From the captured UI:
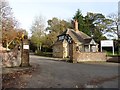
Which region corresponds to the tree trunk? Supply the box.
[6,42,9,50]
[36,44,40,52]
[39,44,42,51]
[117,24,119,39]
[6,40,14,50]
[37,46,39,51]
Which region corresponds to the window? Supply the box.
[59,35,64,40]
[76,46,79,51]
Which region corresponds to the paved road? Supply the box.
[16,55,119,88]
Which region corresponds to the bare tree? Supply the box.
[30,15,46,52]
[107,13,118,39]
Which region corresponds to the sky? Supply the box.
[8,0,119,36]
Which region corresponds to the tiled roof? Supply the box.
[58,28,92,44]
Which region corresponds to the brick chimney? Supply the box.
[74,19,79,32]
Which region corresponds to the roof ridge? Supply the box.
[76,30,91,39]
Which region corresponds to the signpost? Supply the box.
[101,40,114,55]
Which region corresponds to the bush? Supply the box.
[106,51,120,57]
[35,51,52,57]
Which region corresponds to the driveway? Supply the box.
[21,55,119,88]
[2,55,120,88]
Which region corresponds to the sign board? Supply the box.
[101,40,114,55]
[101,40,113,47]
[23,45,29,49]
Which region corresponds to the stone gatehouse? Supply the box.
[53,20,98,58]
[53,20,106,62]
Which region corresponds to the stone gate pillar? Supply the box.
[20,35,30,67]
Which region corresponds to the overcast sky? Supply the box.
[9,0,119,35]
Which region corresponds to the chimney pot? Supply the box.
[74,19,78,31]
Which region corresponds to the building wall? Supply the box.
[63,40,69,58]
[53,40,70,58]
[52,42,63,58]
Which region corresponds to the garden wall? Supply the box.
[73,52,107,63]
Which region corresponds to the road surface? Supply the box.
[21,55,119,88]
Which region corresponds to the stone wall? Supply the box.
[73,52,106,62]
[53,42,63,58]
[68,43,107,63]
[2,51,21,67]
[53,41,107,62]
[0,44,21,67]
